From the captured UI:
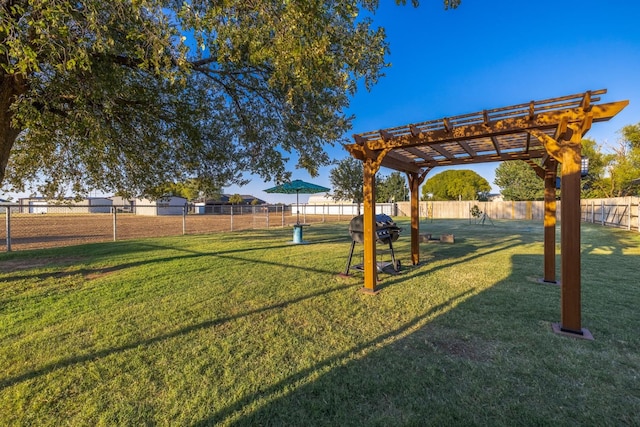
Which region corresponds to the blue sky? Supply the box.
[231,0,640,204]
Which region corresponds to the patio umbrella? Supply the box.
[264,179,330,224]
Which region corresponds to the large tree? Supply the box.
[421,169,490,201]
[494,160,545,201]
[0,0,459,199]
[376,171,407,203]
[580,138,613,198]
[149,178,221,202]
[605,123,640,197]
[329,156,363,212]
[494,139,612,200]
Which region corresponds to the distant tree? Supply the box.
[251,198,260,206]
[422,169,490,201]
[580,138,613,198]
[605,123,640,196]
[329,157,363,214]
[228,194,244,205]
[494,161,545,201]
[147,178,221,202]
[376,172,408,203]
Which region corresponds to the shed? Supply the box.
[134,196,187,216]
[71,197,112,213]
[18,197,113,214]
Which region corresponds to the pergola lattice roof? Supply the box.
[346,89,626,174]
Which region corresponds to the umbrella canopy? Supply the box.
[264,179,330,224]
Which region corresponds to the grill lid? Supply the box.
[348,214,401,243]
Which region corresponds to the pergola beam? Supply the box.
[347,102,628,153]
[405,146,434,161]
[430,144,455,160]
[413,149,548,168]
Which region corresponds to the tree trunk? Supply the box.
[0,73,27,185]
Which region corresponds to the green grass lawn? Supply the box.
[0,219,638,426]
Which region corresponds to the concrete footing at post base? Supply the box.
[359,287,381,295]
[552,323,594,340]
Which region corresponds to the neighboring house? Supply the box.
[307,194,352,204]
[0,198,19,213]
[18,197,47,213]
[133,196,187,216]
[193,194,266,214]
[110,196,135,212]
[206,194,266,205]
[18,197,113,214]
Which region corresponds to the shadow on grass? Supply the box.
[197,252,640,426]
[0,237,346,284]
[350,236,526,291]
[0,282,355,391]
[192,289,476,427]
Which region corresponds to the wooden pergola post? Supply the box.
[362,157,378,293]
[543,160,558,283]
[558,124,585,335]
[526,158,558,284]
[408,171,429,266]
[530,116,594,338]
[361,146,391,294]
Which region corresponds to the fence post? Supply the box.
[628,200,632,231]
[5,206,11,252]
[601,200,605,226]
[183,204,187,235]
[281,205,285,227]
[112,206,117,241]
[266,206,270,229]
[230,205,234,231]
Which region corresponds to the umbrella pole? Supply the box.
[296,191,300,224]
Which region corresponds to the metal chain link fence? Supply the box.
[0,204,357,252]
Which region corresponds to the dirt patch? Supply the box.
[0,213,342,252]
[397,325,496,363]
[429,336,494,362]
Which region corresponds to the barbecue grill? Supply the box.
[343,214,402,275]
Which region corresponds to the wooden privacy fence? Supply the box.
[579,197,640,231]
[395,200,556,221]
[396,197,640,231]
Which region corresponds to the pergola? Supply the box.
[344,89,628,338]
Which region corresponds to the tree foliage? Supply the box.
[329,157,362,206]
[495,132,640,200]
[0,0,460,199]
[421,169,490,201]
[228,194,244,205]
[376,171,407,203]
[580,138,613,198]
[605,123,640,197]
[148,178,221,202]
[494,161,544,201]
